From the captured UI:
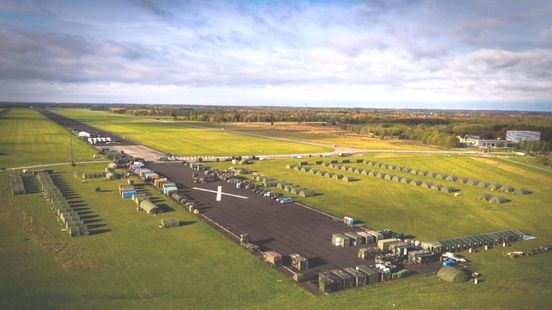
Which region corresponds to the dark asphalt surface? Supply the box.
[40,109,134,146]
[149,162,370,274]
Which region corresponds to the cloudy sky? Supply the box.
[1,0,551,110]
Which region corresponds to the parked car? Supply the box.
[280,197,293,204]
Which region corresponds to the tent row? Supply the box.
[36,172,89,237]
[10,173,25,195]
[478,194,509,204]
[421,229,524,253]
[339,160,528,195]
[285,165,355,182]
[255,174,317,197]
[319,163,460,194]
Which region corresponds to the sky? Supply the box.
[0,0,551,111]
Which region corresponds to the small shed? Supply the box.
[356,265,380,284]
[437,267,470,283]
[377,238,400,251]
[332,233,351,247]
[319,272,341,293]
[343,267,366,287]
[331,269,355,289]
[344,232,363,246]
[263,251,282,266]
[290,253,309,271]
[140,200,160,214]
[358,247,378,260]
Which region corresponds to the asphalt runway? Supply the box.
[40,109,134,146]
[149,162,370,274]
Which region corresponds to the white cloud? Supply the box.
[0,0,550,109]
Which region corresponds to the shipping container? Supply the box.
[343,267,366,287]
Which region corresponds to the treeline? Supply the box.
[89,106,552,150]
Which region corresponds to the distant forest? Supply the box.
[92,106,552,152]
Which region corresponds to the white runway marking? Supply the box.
[216,186,222,201]
[192,187,249,200]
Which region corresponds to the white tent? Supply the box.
[78,131,91,138]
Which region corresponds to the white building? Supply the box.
[78,131,91,138]
[506,130,540,143]
[458,135,505,148]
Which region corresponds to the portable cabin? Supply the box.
[331,269,355,289]
[389,242,412,256]
[290,254,308,271]
[358,247,378,260]
[318,272,341,293]
[263,251,282,266]
[343,267,366,287]
[143,172,159,181]
[119,185,137,198]
[421,241,443,253]
[332,233,351,247]
[364,230,384,242]
[377,238,401,251]
[408,250,437,264]
[154,178,168,188]
[163,186,178,195]
[356,231,374,244]
[356,265,380,284]
[343,216,354,226]
[373,264,391,281]
[139,169,153,178]
[344,232,363,246]
[121,189,136,199]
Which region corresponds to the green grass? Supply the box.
[52,109,331,156]
[1,110,551,308]
[0,108,103,168]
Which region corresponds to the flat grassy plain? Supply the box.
[1,110,551,309]
[213,121,444,150]
[53,109,331,156]
[0,109,103,168]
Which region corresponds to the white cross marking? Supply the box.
[192,186,249,200]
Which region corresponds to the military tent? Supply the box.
[478,194,492,202]
[446,175,458,182]
[299,190,316,197]
[160,218,179,228]
[490,196,508,204]
[514,188,530,195]
[437,267,470,283]
[140,200,160,214]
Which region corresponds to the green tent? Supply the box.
[437,267,470,283]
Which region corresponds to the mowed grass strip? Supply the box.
[0,108,102,168]
[52,108,331,156]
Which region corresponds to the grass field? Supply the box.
[211,122,444,150]
[0,108,103,168]
[1,110,551,309]
[52,109,331,156]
